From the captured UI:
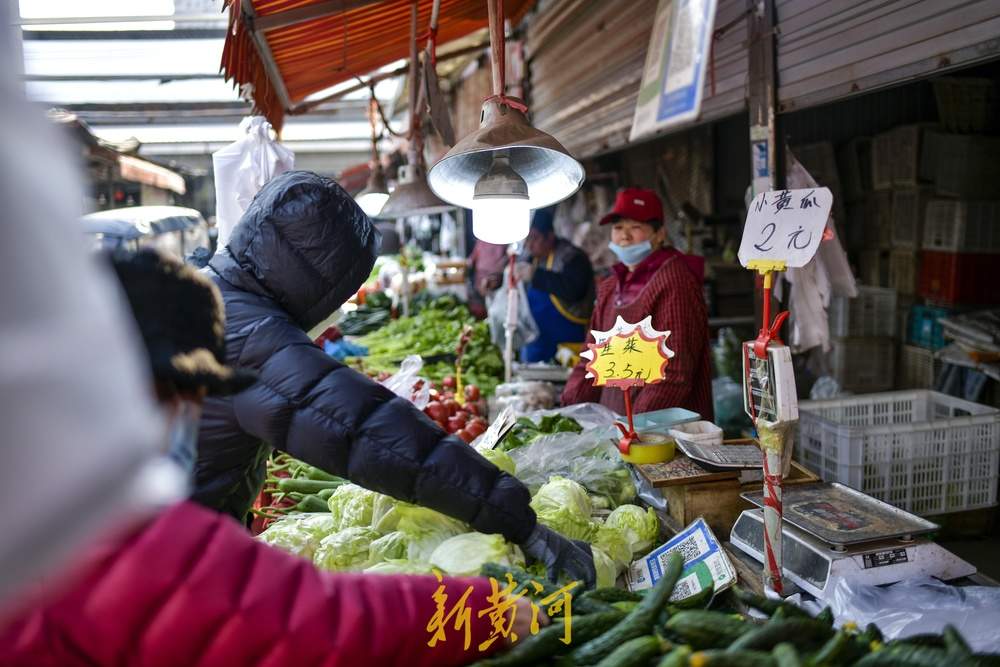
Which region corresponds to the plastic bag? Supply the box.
[828,576,1000,653]
[487,280,539,351]
[712,376,748,435]
[380,355,430,409]
[212,116,295,248]
[493,381,558,413]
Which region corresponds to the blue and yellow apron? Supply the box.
[520,253,589,363]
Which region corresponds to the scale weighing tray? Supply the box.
[740,482,938,546]
[675,440,762,472]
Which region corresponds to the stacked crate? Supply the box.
[828,286,897,393]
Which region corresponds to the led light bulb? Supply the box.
[472,197,531,244]
[355,192,389,217]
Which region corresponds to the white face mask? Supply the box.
[165,400,202,477]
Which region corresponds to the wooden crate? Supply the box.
[637,439,821,538]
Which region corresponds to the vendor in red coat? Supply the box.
[562,188,714,420]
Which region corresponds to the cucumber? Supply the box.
[595,635,666,667]
[860,624,884,646]
[581,588,644,604]
[728,618,834,653]
[664,610,753,649]
[612,601,640,613]
[657,646,692,667]
[943,625,971,657]
[733,587,813,620]
[772,643,801,667]
[690,649,777,667]
[969,654,1000,667]
[854,644,951,666]
[470,610,624,667]
[673,582,715,610]
[888,634,947,649]
[479,563,611,616]
[809,629,851,666]
[815,607,835,626]
[569,552,684,665]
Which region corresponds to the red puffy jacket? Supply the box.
[0,502,501,667]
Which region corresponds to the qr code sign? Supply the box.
[668,573,699,602]
[669,533,705,564]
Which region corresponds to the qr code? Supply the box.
[669,535,702,564]
[668,575,697,602]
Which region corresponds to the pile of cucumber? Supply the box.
[472,555,998,667]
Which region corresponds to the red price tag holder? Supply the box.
[580,316,674,455]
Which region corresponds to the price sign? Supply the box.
[738,188,833,268]
[580,316,674,388]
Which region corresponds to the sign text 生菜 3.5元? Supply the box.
[738,187,833,268]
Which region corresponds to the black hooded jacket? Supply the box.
[193,171,536,542]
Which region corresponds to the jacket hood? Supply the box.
[210,170,379,330]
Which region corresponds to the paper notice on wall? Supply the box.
[630,0,718,142]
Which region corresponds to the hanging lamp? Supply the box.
[355,91,390,217]
[379,0,455,219]
[427,0,584,244]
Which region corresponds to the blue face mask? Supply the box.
[609,240,654,266]
[165,400,201,477]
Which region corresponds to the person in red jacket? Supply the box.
[562,188,714,420]
[0,250,535,667]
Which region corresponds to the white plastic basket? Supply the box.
[796,390,1000,515]
[890,189,930,249]
[828,287,898,338]
[897,344,937,389]
[830,338,896,394]
[922,200,1000,253]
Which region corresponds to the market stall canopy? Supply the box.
[118,155,188,195]
[82,206,205,237]
[220,0,533,130]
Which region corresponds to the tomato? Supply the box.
[464,384,481,402]
[466,402,480,416]
[442,375,456,389]
[456,428,475,443]
[442,399,460,417]
[424,401,448,423]
[447,415,467,432]
[465,421,487,438]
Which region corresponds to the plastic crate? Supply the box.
[918,250,1000,305]
[907,303,953,349]
[924,132,1000,199]
[922,200,1000,254]
[830,337,896,393]
[897,344,938,389]
[889,249,918,296]
[933,77,999,134]
[864,191,893,249]
[890,189,931,249]
[858,250,889,287]
[796,390,1000,515]
[838,137,872,202]
[829,287,897,338]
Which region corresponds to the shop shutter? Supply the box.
[777,0,1000,113]
[526,0,749,159]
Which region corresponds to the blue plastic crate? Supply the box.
[907,304,953,349]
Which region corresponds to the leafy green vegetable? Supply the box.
[363,559,431,575]
[429,533,525,576]
[367,531,408,564]
[395,504,469,564]
[371,493,400,534]
[498,414,584,451]
[257,514,334,560]
[476,446,516,476]
[326,484,377,530]
[592,546,619,588]
[593,524,632,572]
[605,505,660,558]
[531,476,598,542]
[313,526,380,571]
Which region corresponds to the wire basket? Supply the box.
[797,390,1000,515]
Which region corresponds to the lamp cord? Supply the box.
[485,0,528,113]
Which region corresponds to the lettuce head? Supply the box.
[313,526,379,571]
[395,505,469,564]
[327,484,377,530]
[367,530,408,565]
[429,532,525,577]
[605,504,659,558]
[592,546,619,588]
[592,524,632,572]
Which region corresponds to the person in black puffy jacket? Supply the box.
[193,171,595,586]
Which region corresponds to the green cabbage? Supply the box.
[429,532,526,577]
[395,505,469,564]
[371,493,400,534]
[531,476,592,518]
[531,476,597,542]
[605,504,660,558]
[592,546,619,588]
[476,446,516,476]
[367,531,408,564]
[258,515,331,560]
[313,526,379,571]
[327,484,377,530]
[592,524,632,572]
[364,559,432,575]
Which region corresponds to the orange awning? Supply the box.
[221,0,534,130]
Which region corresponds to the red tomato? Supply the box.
[456,428,475,443]
[448,414,467,432]
[464,384,481,402]
[442,399,460,417]
[465,421,487,438]
[442,375,456,389]
[424,401,448,423]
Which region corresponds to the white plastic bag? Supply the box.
[212,116,295,248]
[380,355,431,409]
[486,280,539,351]
[828,575,1000,653]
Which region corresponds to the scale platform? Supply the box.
[730,483,977,600]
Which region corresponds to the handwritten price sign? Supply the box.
[738,188,833,268]
[581,316,673,389]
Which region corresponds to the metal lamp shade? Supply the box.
[378,163,456,219]
[354,164,390,217]
[427,97,585,209]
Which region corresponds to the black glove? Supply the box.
[520,523,596,589]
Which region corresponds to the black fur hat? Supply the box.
[111,250,257,396]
